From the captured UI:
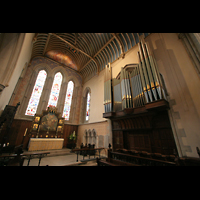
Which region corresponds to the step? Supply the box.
[23,148,73,157]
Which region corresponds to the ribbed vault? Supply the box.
[31,33,150,82]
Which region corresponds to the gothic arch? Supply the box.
[84,129,88,145]
[32,63,51,77]
[80,87,91,123]
[50,66,67,83]
[88,129,92,144]
[83,87,91,98]
[92,129,97,145]
[66,76,80,88]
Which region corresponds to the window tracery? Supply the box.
[62,81,74,120]
[25,70,47,116]
[86,92,90,121]
[47,72,62,107]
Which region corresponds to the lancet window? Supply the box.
[25,70,47,116]
[62,81,74,120]
[86,92,91,121]
[47,72,62,107]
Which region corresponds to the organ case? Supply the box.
[103,38,178,155]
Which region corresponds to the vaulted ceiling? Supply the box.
[31,33,150,82]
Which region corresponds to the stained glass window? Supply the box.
[47,72,62,107]
[25,70,47,116]
[62,81,74,120]
[86,92,90,121]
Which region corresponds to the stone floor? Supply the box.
[22,148,105,166]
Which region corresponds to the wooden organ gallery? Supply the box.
[103,38,177,155]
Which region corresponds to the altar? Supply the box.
[28,138,64,151]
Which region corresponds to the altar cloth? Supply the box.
[28,138,64,151]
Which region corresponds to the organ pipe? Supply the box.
[103,39,167,113]
[104,64,112,112]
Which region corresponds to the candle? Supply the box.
[24,128,28,136]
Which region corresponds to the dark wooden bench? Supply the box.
[107,148,200,166]
[116,148,177,162]
[110,151,176,166]
[97,158,117,166]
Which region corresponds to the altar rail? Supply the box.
[72,148,105,162]
[0,151,50,166]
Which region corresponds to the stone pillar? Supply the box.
[17,70,37,116]
[37,76,53,114]
[178,33,200,75]
[57,81,68,114]
[0,33,25,94]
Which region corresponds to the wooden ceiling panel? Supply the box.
[31,33,150,82]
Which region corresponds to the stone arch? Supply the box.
[88,129,92,144]
[92,129,97,146]
[83,87,91,98]
[50,66,67,83]
[66,76,81,88]
[84,129,88,145]
[80,87,91,123]
[32,63,51,77]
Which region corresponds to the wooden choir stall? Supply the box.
[27,106,65,151]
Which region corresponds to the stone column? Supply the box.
[37,76,53,114]
[178,33,200,75]
[57,81,68,114]
[17,70,37,116]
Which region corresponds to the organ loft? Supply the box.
[0,33,200,166]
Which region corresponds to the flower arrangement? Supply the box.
[69,131,76,141]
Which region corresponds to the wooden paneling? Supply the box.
[0,119,78,149]
[112,130,123,150]
[63,124,78,147]
[109,107,178,155]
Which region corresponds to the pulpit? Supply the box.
[27,106,65,151]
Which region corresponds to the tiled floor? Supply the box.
[22,149,99,166]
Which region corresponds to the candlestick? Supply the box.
[73,131,75,137]
[24,128,28,136]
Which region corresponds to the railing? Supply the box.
[72,148,105,162]
[0,151,50,166]
[22,152,50,166]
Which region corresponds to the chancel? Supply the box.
[0,33,200,166]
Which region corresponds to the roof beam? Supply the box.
[43,33,51,55]
[111,33,125,58]
[49,33,99,71]
[80,35,116,73]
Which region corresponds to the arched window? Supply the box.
[86,92,91,121]
[25,70,47,116]
[62,81,74,120]
[47,72,62,107]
